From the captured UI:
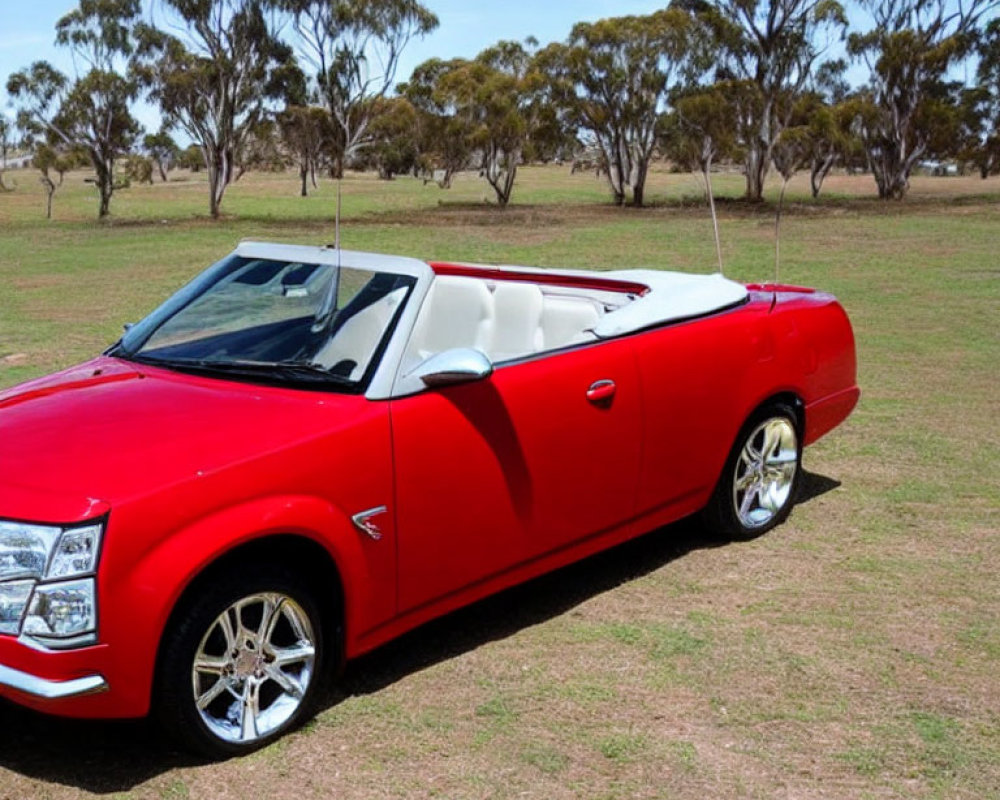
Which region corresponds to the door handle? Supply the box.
[586,379,616,405]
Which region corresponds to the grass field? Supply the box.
[0,165,998,799]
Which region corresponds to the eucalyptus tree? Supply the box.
[134,0,296,217]
[362,96,420,180]
[694,0,847,202]
[847,0,994,199]
[973,18,1000,177]
[429,41,542,206]
[273,0,437,177]
[277,105,335,194]
[0,116,12,191]
[398,58,474,188]
[538,9,694,207]
[34,144,83,219]
[143,129,180,182]
[7,0,142,217]
[796,59,856,197]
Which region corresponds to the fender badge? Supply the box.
[352,506,389,541]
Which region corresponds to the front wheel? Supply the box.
[155,564,328,758]
[704,403,802,539]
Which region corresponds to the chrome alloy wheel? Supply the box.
[191,592,317,744]
[732,417,799,529]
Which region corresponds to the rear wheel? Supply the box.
[155,564,329,758]
[704,402,802,539]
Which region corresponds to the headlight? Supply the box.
[22,579,97,639]
[46,524,102,579]
[0,520,103,582]
[0,519,104,646]
[0,523,61,581]
[0,580,34,635]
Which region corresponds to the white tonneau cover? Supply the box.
[592,269,748,337]
[481,263,750,336]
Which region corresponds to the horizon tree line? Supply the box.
[2,0,998,218]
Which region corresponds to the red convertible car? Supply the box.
[0,242,858,756]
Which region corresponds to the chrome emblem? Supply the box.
[351,506,389,541]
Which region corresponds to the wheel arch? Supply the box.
[150,533,347,701]
[103,494,374,718]
[750,390,805,438]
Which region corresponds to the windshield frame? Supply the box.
[111,251,418,395]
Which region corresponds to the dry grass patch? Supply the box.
[0,166,997,799]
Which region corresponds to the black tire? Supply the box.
[154,561,331,759]
[703,401,803,540]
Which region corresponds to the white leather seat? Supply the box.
[314,287,407,379]
[541,296,601,350]
[408,276,494,359]
[489,282,544,362]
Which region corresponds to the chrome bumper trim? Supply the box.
[0,663,108,699]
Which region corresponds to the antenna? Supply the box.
[704,155,724,276]
[334,174,342,265]
[774,175,790,286]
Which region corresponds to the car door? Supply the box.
[389,337,642,612]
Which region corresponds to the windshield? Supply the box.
[116,255,415,391]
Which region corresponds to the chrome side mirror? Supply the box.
[412,348,493,388]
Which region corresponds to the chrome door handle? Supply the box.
[586,379,616,404]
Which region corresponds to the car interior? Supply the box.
[403,275,635,365]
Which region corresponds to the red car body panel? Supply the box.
[0,260,858,720]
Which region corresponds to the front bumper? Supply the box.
[0,635,139,718]
[0,662,107,699]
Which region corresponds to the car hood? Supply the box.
[0,357,364,523]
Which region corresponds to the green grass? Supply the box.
[0,164,998,799]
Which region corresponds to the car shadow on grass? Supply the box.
[0,470,839,792]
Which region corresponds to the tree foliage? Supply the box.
[7,0,142,217]
[33,143,84,219]
[694,0,847,202]
[143,129,180,182]
[361,96,419,180]
[277,105,335,194]
[973,18,1000,177]
[539,9,694,207]
[399,58,474,188]
[274,0,437,176]
[848,0,992,199]
[134,0,294,217]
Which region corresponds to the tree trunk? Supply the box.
[499,163,517,205]
[631,180,644,208]
[872,162,909,200]
[92,154,114,218]
[810,154,836,198]
[595,135,626,206]
[157,160,168,182]
[206,146,232,219]
[300,163,308,197]
[631,155,650,208]
[744,142,767,202]
[330,155,344,180]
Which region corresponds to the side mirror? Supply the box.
[412,348,493,388]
